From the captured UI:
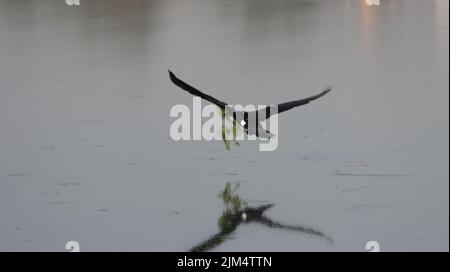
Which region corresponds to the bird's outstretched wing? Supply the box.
[189,215,240,252]
[277,86,332,114]
[189,231,231,252]
[257,216,333,244]
[169,70,227,109]
[258,86,332,119]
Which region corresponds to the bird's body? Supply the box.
[168,70,332,138]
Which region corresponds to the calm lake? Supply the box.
[0,0,448,251]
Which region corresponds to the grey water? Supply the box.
[0,0,448,251]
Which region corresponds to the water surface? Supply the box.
[0,0,448,251]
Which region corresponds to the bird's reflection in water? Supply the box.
[190,183,333,252]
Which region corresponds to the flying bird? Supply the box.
[169,70,332,138]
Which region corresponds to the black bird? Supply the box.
[169,70,332,138]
